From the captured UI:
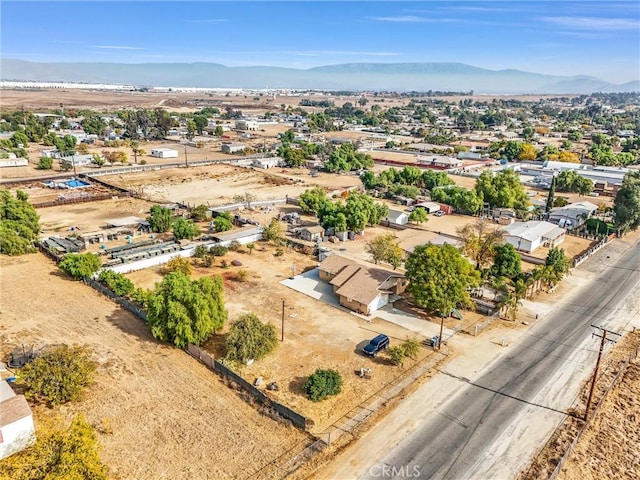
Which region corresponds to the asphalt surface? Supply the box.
[360,239,640,480]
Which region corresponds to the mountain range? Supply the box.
[1,58,638,94]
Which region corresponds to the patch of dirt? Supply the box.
[0,254,309,480]
[519,330,640,480]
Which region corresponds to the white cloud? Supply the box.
[94,45,145,50]
[540,16,639,30]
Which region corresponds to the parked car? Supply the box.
[363,334,390,357]
[433,210,445,217]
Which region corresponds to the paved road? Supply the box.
[358,239,640,480]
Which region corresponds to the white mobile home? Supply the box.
[151,148,179,158]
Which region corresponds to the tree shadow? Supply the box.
[288,376,308,397]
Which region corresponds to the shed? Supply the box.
[384,209,409,226]
[413,202,441,213]
[221,142,246,154]
[150,148,178,158]
[0,381,35,460]
[299,225,325,242]
[252,157,281,169]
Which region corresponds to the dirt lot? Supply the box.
[0,254,309,480]
[35,197,157,237]
[100,163,361,206]
[123,243,442,433]
[520,330,640,480]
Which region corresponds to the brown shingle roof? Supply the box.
[320,255,404,306]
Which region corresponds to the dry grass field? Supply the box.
[123,243,437,433]
[0,254,309,480]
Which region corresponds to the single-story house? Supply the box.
[60,154,94,167]
[252,157,281,169]
[299,225,325,242]
[235,120,259,131]
[417,155,463,169]
[318,255,407,315]
[0,379,36,460]
[547,201,598,229]
[385,209,409,226]
[221,142,246,154]
[151,148,178,158]
[457,151,482,160]
[0,158,29,168]
[502,221,566,253]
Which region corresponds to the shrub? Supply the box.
[37,156,54,170]
[304,369,343,402]
[165,257,193,276]
[130,287,150,308]
[387,346,407,366]
[235,269,248,282]
[209,245,228,257]
[97,270,134,297]
[228,240,242,251]
[190,204,209,222]
[172,217,199,240]
[20,345,96,406]
[401,337,421,359]
[0,189,40,256]
[224,313,278,362]
[59,253,102,280]
[0,414,108,480]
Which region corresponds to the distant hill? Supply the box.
[1,58,638,94]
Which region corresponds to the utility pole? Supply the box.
[281,299,285,342]
[183,140,188,167]
[438,312,445,350]
[584,325,620,420]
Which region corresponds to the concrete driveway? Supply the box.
[280,268,454,340]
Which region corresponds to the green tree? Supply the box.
[545,176,556,213]
[262,218,284,244]
[146,272,227,348]
[224,313,278,363]
[37,156,54,170]
[20,345,96,406]
[172,217,199,240]
[490,243,522,279]
[165,256,194,276]
[147,205,173,233]
[193,115,208,135]
[366,233,404,268]
[545,247,570,285]
[0,189,40,256]
[475,169,528,209]
[246,242,255,255]
[299,187,329,215]
[0,414,108,480]
[503,140,523,160]
[405,244,480,315]
[59,253,102,280]
[409,208,428,225]
[556,170,594,195]
[190,204,209,222]
[213,214,233,232]
[613,171,640,230]
[97,270,134,297]
[457,219,505,270]
[303,369,343,402]
[214,125,224,136]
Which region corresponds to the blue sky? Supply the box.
[2,1,639,83]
